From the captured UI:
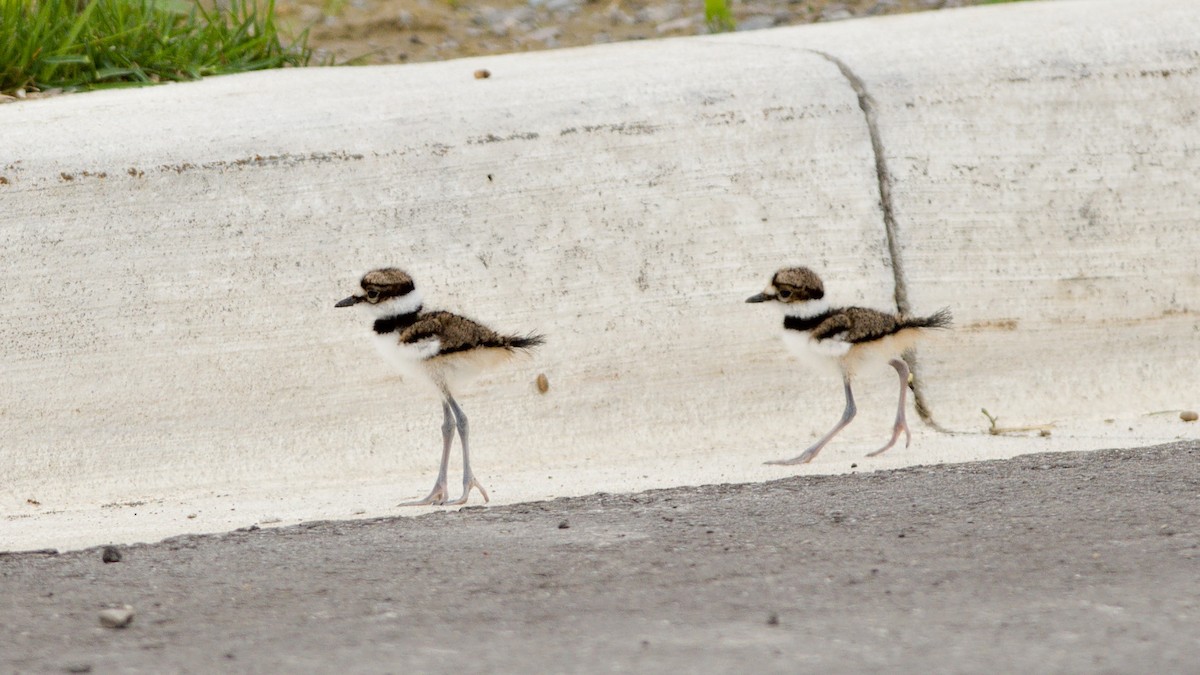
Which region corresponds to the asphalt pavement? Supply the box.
[3,440,1198,673]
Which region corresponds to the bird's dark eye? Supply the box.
[366,290,380,302]
[778,289,792,300]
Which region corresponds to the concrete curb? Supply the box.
[2,0,1197,550]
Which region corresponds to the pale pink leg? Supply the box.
[442,395,489,506]
[767,374,856,465]
[866,358,912,457]
[397,402,455,506]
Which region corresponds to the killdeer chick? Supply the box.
[747,267,951,465]
[336,268,544,506]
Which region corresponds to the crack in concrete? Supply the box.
[809,49,908,311]
[809,49,947,430]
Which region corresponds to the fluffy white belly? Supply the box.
[371,333,439,390]
[781,329,845,376]
[370,333,515,394]
[781,328,923,376]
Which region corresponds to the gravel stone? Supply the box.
[736,14,779,31]
[98,606,134,629]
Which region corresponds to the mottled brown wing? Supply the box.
[839,307,902,343]
[810,308,902,343]
[399,311,506,356]
[808,312,852,342]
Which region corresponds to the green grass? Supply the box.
[0,0,313,96]
[704,0,735,33]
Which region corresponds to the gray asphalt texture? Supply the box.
[4,440,1199,673]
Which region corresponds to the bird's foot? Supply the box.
[444,475,490,506]
[765,445,823,466]
[865,422,911,458]
[397,482,449,507]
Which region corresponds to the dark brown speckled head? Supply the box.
[747,266,825,304]
[336,267,416,307]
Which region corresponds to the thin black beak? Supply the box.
[746,292,772,303]
[335,295,362,308]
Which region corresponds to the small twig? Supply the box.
[981,408,999,432]
[981,408,1055,436]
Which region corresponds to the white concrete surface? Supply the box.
[2,0,1197,551]
[741,0,1200,430]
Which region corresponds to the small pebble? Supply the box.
[558,519,570,529]
[736,15,778,31]
[474,69,491,79]
[655,17,694,34]
[98,606,134,629]
[767,612,780,626]
[64,664,92,673]
[101,546,121,563]
[523,26,560,44]
[1181,410,1198,422]
[536,373,550,393]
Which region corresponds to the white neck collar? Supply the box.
[782,298,830,319]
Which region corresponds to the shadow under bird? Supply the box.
[336,268,545,506]
[747,267,951,465]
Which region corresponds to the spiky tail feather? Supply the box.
[902,308,952,330]
[505,333,546,351]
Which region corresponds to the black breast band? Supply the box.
[784,312,831,332]
[373,309,421,334]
